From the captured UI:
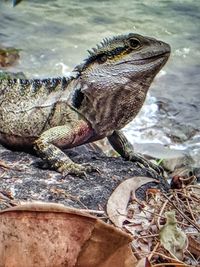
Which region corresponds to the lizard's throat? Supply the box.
[76,79,149,136]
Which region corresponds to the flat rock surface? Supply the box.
[0,144,169,211]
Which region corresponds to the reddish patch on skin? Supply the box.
[72,121,94,147]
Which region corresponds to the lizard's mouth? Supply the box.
[115,51,170,66]
[134,51,170,65]
[145,51,170,60]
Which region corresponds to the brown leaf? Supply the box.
[0,202,136,267]
[107,176,158,227]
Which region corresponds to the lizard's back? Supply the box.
[0,77,72,148]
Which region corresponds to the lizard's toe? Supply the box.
[58,162,97,178]
[82,163,100,173]
[129,153,163,177]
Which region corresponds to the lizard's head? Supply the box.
[71,33,170,135]
[75,33,170,85]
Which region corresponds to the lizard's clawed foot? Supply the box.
[57,162,98,177]
[129,153,164,176]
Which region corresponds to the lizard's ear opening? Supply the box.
[72,88,85,109]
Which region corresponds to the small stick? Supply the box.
[176,190,200,203]
[187,184,200,190]
[163,193,200,232]
[137,234,159,239]
[185,249,199,265]
[0,160,11,169]
[174,193,198,223]
[152,252,189,265]
[157,196,171,228]
[153,263,189,267]
[183,187,197,223]
[148,241,160,261]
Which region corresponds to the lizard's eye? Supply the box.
[128,38,141,49]
[97,54,107,64]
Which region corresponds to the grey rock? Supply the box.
[0,144,169,211]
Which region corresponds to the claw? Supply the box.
[94,167,101,174]
[84,163,101,174]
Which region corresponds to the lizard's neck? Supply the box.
[69,75,152,136]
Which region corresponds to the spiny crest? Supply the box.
[1,76,73,94]
[87,34,128,57]
[74,34,131,73]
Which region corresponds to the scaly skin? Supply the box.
[0,33,170,176]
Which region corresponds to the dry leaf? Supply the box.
[146,188,160,202]
[0,202,137,267]
[107,176,157,227]
[159,210,188,260]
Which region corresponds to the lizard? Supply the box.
[0,33,170,176]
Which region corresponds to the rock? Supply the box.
[0,144,169,211]
[0,46,20,68]
[0,71,26,80]
[134,142,194,173]
[134,142,185,160]
[161,154,194,173]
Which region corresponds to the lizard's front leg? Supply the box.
[34,120,95,176]
[107,130,163,175]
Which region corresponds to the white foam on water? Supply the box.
[55,63,71,77]
[123,94,200,166]
[123,94,171,145]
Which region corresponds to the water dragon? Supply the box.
[0,33,170,176]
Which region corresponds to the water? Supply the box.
[0,0,200,164]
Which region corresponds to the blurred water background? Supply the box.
[0,0,200,166]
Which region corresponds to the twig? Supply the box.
[152,252,188,265]
[163,193,200,232]
[0,160,11,169]
[177,221,195,227]
[176,190,200,203]
[189,192,200,201]
[157,195,172,228]
[180,175,196,184]
[173,190,184,211]
[183,187,197,223]
[142,207,165,219]
[174,193,199,225]
[185,249,199,265]
[0,160,22,172]
[148,241,160,261]
[153,263,190,267]
[187,184,200,190]
[137,234,159,239]
[131,244,143,260]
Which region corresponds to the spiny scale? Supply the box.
[0,76,72,95]
[86,34,128,57]
[75,34,131,73]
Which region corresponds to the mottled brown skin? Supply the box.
[0,33,170,176]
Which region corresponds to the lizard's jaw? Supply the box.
[126,40,171,67]
[134,51,170,65]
